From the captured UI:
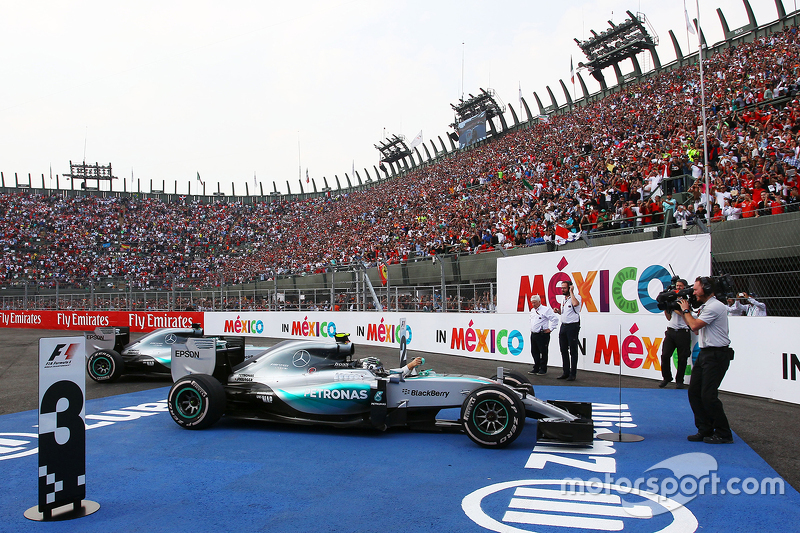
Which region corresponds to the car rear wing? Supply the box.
[84,326,130,355]
[170,336,246,382]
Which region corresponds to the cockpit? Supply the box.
[233,338,356,375]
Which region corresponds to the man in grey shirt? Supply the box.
[679,277,735,444]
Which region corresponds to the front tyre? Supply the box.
[87,350,124,383]
[168,374,225,430]
[461,385,525,448]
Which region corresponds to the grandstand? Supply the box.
[1,1,800,316]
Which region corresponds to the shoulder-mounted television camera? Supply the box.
[656,273,736,311]
[656,276,700,312]
[656,276,696,312]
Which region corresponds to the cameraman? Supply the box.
[659,279,691,389]
[678,277,735,444]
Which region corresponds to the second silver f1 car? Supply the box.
[166,333,594,448]
[83,324,250,383]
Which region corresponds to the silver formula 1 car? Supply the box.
[83,325,253,383]
[166,333,594,448]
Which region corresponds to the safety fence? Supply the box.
[1,282,499,314]
[709,213,800,317]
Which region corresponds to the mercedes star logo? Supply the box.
[165,334,178,344]
[292,350,311,367]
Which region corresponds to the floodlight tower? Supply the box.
[574,10,660,91]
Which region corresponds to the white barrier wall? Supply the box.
[204,311,800,405]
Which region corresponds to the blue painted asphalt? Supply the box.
[1,386,798,533]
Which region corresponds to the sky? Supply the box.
[0,0,789,195]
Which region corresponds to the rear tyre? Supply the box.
[491,369,535,397]
[168,374,225,430]
[461,385,525,448]
[87,350,124,383]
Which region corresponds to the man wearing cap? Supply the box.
[528,295,559,375]
[786,186,800,212]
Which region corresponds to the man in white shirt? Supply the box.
[691,161,703,180]
[726,296,746,316]
[674,204,691,230]
[722,199,741,220]
[713,185,731,208]
[728,292,767,316]
[528,295,559,375]
[555,280,582,381]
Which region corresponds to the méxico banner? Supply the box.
[203,309,799,405]
[496,234,712,314]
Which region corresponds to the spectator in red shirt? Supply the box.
[710,204,724,222]
[622,201,636,228]
[770,195,785,215]
[587,208,599,232]
[739,193,757,218]
[752,182,766,205]
[638,201,651,225]
[649,197,664,223]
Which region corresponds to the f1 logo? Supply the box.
[47,344,80,363]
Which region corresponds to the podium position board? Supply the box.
[25,337,99,521]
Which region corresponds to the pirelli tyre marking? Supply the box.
[86,349,124,383]
[167,374,225,430]
[461,385,525,448]
[173,386,204,420]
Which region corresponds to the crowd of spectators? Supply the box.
[2,27,800,291]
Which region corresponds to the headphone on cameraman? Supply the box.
[698,276,715,296]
